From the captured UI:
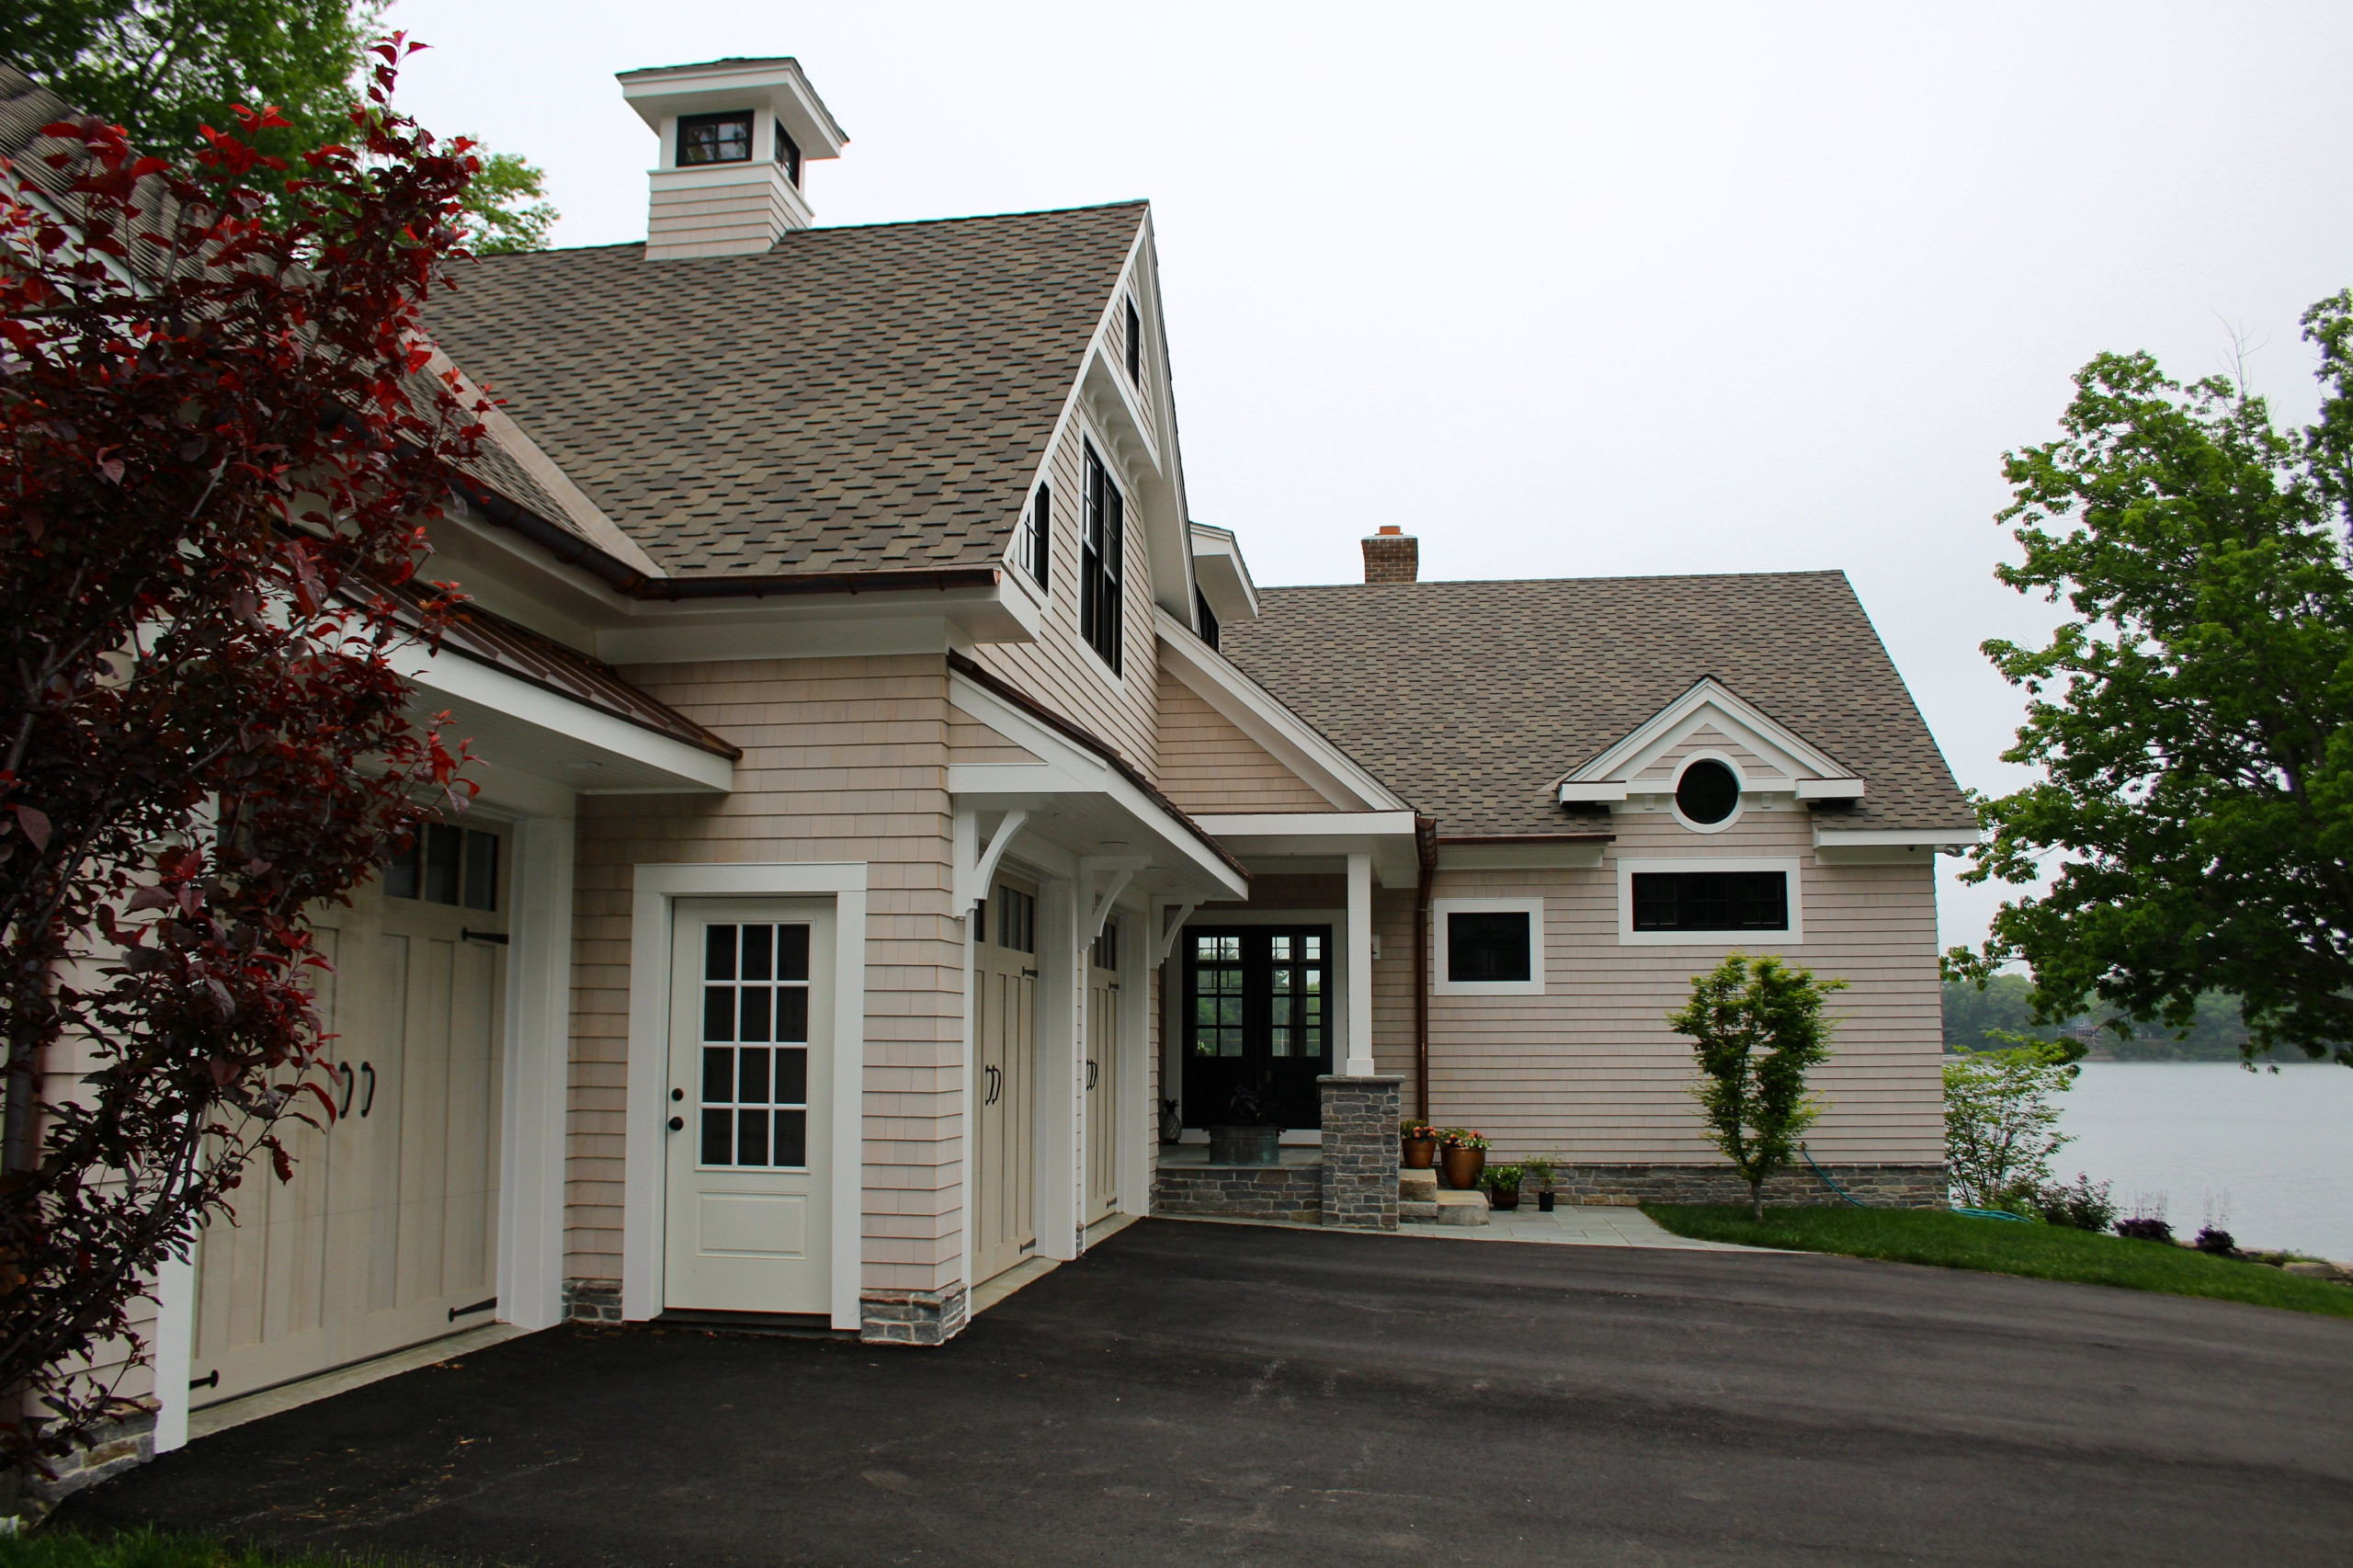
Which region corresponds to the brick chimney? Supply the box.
[1361,526,1418,585]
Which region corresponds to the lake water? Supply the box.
[2054,1062,2353,1258]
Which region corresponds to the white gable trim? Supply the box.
[1154,609,1409,812]
[1558,676,1860,804]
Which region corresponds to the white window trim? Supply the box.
[1617,857,1803,947]
[622,861,868,1330]
[1433,896,1546,996]
[1669,750,1747,835]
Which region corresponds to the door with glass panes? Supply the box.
[1181,927,1332,1131]
[193,822,506,1403]
[664,899,835,1314]
[1084,923,1120,1221]
[972,880,1039,1284]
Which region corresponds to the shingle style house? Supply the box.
[3,52,1976,1487]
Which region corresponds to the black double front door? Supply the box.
[1181,926,1333,1131]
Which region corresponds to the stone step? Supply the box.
[1433,1190,1489,1227]
[1398,1199,1438,1222]
[1398,1167,1438,1201]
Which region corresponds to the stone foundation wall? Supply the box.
[1152,1164,1323,1223]
[28,1409,155,1504]
[563,1278,624,1324]
[1319,1075,1401,1231]
[1549,1163,1947,1209]
[862,1286,969,1346]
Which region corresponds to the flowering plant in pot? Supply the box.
[1482,1165,1526,1211]
[1207,1085,1281,1165]
[1399,1119,1438,1169]
[1523,1154,1561,1212]
[1438,1128,1489,1190]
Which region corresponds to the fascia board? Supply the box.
[1154,611,1407,811]
[1558,782,1630,803]
[1562,676,1857,790]
[1813,827,1981,848]
[1794,778,1867,801]
[393,644,733,793]
[1192,812,1420,838]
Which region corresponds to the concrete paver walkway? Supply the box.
[1400,1201,1762,1248]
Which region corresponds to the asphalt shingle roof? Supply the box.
[421,202,1146,579]
[1216,571,1977,836]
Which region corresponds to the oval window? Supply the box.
[1676,759,1740,825]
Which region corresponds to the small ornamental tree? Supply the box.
[1670,953,1845,1220]
[1942,1038,2084,1210]
[0,40,489,1476]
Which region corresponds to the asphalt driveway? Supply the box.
[64,1218,2353,1566]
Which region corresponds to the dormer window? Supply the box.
[1025,482,1051,588]
[1124,297,1142,383]
[678,111,754,165]
[775,120,801,185]
[1195,588,1219,650]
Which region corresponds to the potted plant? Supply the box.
[1438,1128,1488,1190]
[1482,1164,1525,1211]
[1400,1119,1438,1169]
[1207,1085,1281,1165]
[1523,1153,1560,1212]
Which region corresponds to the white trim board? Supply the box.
[622,862,868,1331]
[1615,857,1805,947]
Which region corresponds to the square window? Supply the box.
[678,111,752,165]
[1433,899,1545,995]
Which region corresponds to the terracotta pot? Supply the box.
[1440,1146,1485,1190]
[1208,1125,1281,1165]
[1537,1189,1557,1212]
[1400,1137,1438,1170]
[1489,1183,1520,1211]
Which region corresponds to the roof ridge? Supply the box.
[465,200,1147,263]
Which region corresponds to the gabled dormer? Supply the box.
[1555,676,1864,829]
[619,57,848,259]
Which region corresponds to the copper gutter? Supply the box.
[1414,813,1438,1124]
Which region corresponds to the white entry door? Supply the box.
[195,824,506,1403]
[664,899,835,1315]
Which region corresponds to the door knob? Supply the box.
[672,1087,685,1101]
[667,1116,684,1132]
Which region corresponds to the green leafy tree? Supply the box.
[0,0,555,248]
[1670,953,1845,1220]
[1949,293,2353,1065]
[1943,1040,2082,1209]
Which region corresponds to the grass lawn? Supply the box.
[1643,1204,2353,1319]
[0,1529,460,1568]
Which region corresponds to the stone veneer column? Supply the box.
[1319,1074,1402,1231]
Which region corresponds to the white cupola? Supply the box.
[617,56,847,260]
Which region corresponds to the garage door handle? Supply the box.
[1086,1060,1097,1090]
[335,1062,355,1118]
[359,1062,376,1118]
[983,1065,1001,1107]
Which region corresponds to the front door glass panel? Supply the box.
[1181,926,1333,1131]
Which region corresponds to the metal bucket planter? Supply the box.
[1209,1125,1282,1165]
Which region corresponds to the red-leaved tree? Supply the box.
[0,40,490,1477]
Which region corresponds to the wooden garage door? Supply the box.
[972,878,1038,1285]
[192,824,506,1405]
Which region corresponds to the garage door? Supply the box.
[192,823,506,1405]
[972,877,1038,1285]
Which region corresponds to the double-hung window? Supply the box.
[1080,441,1124,674]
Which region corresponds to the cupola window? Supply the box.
[678,111,754,165]
[775,119,801,184]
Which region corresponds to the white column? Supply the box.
[1345,852,1375,1077]
[496,809,574,1333]
[150,1249,195,1453]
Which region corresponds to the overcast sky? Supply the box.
[382,0,2353,957]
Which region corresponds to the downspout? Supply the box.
[1413,814,1438,1124]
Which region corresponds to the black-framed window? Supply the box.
[1631,871,1788,932]
[1447,911,1530,983]
[1195,587,1219,651]
[995,885,1036,954]
[385,824,498,911]
[1091,923,1118,972]
[677,111,753,166]
[1125,297,1142,383]
[1677,759,1740,825]
[774,119,801,184]
[1026,482,1051,587]
[1080,441,1124,674]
